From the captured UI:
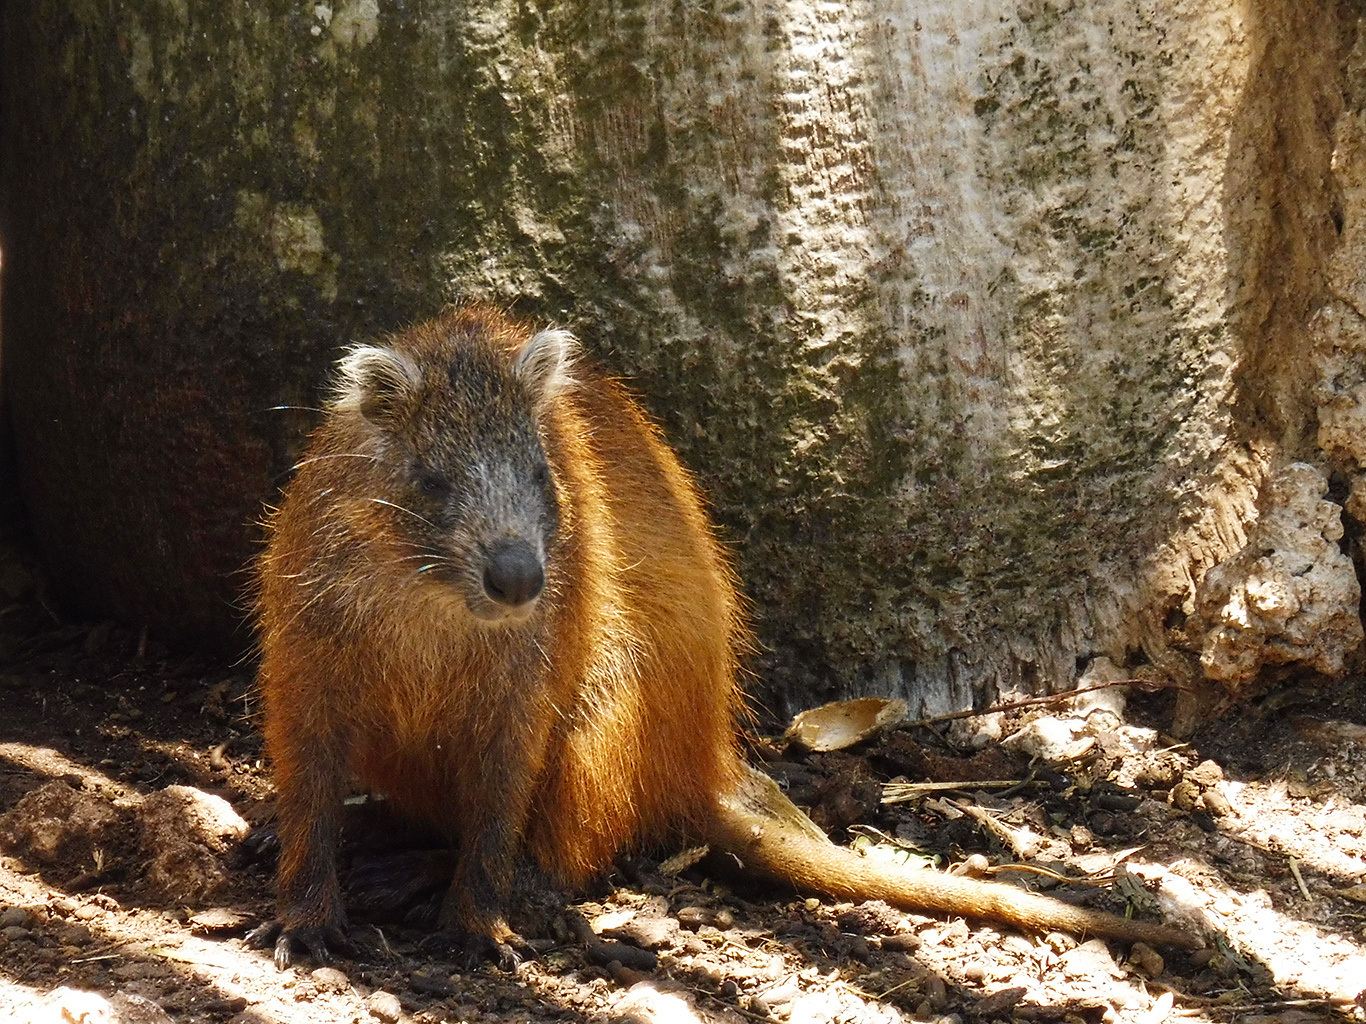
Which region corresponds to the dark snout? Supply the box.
[482,540,545,608]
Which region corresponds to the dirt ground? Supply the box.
[1,540,1364,1024]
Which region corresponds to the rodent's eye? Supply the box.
[416,470,450,497]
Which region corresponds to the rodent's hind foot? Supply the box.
[418,926,530,972]
[247,919,358,971]
[239,824,280,867]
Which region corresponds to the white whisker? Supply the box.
[292,452,381,471]
[364,498,439,529]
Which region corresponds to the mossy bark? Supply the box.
[2,1,1359,713]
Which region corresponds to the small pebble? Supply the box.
[408,971,455,996]
[608,962,651,988]
[189,908,249,934]
[882,932,922,952]
[1170,779,1202,811]
[604,914,680,949]
[960,854,990,877]
[844,934,872,962]
[50,921,92,946]
[1212,953,1241,978]
[1203,789,1232,817]
[368,990,403,1023]
[74,905,101,921]
[203,996,249,1013]
[974,986,1026,1016]
[0,907,33,929]
[753,980,800,1015]
[311,966,350,991]
[925,975,947,1009]
[676,904,734,931]
[1127,941,1165,979]
[942,919,970,945]
[1045,930,1077,953]
[961,962,987,984]
[676,906,711,931]
[1187,760,1224,787]
[586,938,657,972]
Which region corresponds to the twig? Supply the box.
[68,951,122,964]
[882,779,1029,804]
[982,862,1112,886]
[901,678,1187,730]
[948,799,1040,859]
[857,974,923,1002]
[694,989,770,1023]
[1137,982,1358,1013]
[1207,996,1355,1013]
[1288,857,1312,901]
[370,924,396,960]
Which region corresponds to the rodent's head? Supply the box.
[330,312,577,625]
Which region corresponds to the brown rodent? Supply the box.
[251,305,1199,968]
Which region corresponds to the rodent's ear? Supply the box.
[333,345,421,425]
[514,328,578,403]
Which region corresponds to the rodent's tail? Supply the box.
[707,763,1203,950]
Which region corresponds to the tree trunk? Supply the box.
[2,0,1361,716]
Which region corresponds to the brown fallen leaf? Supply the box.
[188,907,251,934]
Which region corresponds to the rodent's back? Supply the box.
[256,306,747,885]
[525,372,747,878]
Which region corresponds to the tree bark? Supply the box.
[2,0,1361,715]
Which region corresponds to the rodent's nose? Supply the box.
[483,541,545,608]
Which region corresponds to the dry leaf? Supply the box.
[786,698,907,752]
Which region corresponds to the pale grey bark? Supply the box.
[1,0,1360,714]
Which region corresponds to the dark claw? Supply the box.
[245,920,282,951]
[280,926,331,971]
[490,940,522,972]
[418,929,524,971]
[275,932,302,971]
[247,920,356,971]
[239,825,281,866]
[463,934,522,972]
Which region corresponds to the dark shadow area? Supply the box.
[1219,0,1350,454]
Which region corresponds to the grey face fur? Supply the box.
[335,328,577,624]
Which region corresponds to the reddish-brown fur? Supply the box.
[254,306,1198,967]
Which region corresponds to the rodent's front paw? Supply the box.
[239,824,280,866]
[417,927,527,971]
[247,919,357,971]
